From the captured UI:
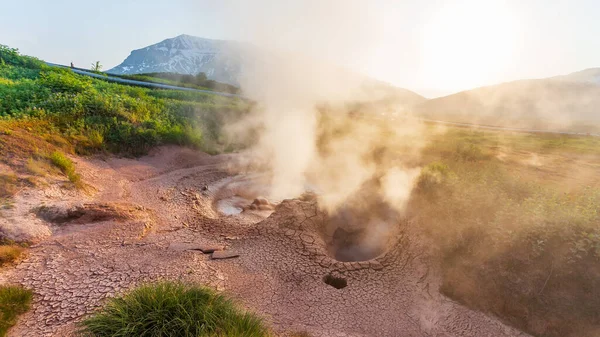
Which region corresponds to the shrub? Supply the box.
[39,70,92,94]
[0,285,32,337]
[0,45,44,69]
[0,245,24,266]
[416,161,452,194]
[80,282,270,337]
[454,141,489,162]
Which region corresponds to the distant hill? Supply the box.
[552,68,600,85]
[414,70,600,133]
[108,35,246,86]
[108,34,425,109]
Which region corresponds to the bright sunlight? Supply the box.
[420,0,520,92]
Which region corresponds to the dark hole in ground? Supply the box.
[323,274,347,289]
[329,227,387,262]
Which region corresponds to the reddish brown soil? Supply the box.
[0,146,530,337]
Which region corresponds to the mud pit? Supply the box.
[1,147,531,337]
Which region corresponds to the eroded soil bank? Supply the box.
[1,147,529,337]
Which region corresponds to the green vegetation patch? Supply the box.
[0,45,249,157]
[412,130,600,337]
[80,282,270,337]
[49,151,81,185]
[0,285,33,337]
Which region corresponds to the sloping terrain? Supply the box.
[414,75,600,133]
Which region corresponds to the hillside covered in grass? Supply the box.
[0,44,249,159]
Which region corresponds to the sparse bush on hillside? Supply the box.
[0,285,32,337]
[90,61,102,72]
[416,161,452,195]
[80,282,270,337]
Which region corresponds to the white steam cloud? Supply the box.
[222,0,426,216]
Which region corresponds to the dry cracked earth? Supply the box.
[0,147,531,337]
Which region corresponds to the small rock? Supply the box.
[211,250,240,259]
[197,244,225,254]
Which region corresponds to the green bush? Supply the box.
[80,282,270,337]
[0,45,44,69]
[39,70,92,94]
[416,161,452,195]
[0,285,32,336]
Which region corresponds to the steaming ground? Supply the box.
[2,146,530,337]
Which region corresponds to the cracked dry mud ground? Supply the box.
[2,147,531,337]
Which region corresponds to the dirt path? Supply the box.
[2,147,530,336]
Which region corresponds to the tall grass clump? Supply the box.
[80,282,270,337]
[0,245,24,266]
[49,151,81,185]
[0,285,33,336]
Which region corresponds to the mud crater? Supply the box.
[322,199,399,262]
[212,176,278,216]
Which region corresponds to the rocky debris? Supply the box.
[245,197,275,211]
[168,242,225,253]
[197,244,225,254]
[211,250,240,259]
[299,191,317,201]
[36,203,142,224]
[0,219,51,245]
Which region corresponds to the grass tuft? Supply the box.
[0,285,33,337]
[80,282,270,337]
[49,151,81,186]
[0,174,18,198]
[25,158,49,176]
[0,245,24,267]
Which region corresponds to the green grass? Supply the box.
[412,128,600,337]
[0,285,32,336]
[0,44,249,157]
[80,282,270,337]
[49,151,81,185]
[111,72,240,94]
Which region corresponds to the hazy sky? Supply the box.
[1,0,599,97]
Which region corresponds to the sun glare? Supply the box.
[421,0,520,92]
